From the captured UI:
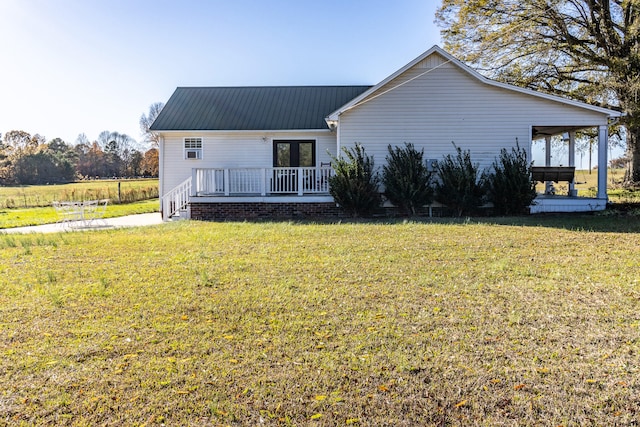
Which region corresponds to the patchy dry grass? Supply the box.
[0,218,639,425]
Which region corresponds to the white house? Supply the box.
[151,45,622,220]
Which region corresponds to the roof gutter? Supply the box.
[151,128,334,134]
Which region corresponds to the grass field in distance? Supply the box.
[0,179,158,209]
[0,179,159,228]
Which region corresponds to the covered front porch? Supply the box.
[162,166,334,220]
[529,124,610,213]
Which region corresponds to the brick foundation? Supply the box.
[190,202,342,221]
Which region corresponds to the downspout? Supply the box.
[336,115,341,157]
[159,135,165,220]
[527,126,533,164]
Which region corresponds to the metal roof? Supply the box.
[150,86,372,131]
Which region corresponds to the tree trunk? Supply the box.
[624,125,640,184]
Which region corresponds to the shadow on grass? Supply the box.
[464,212,640,233]
[471,201,640,233]
[196,203,640,233]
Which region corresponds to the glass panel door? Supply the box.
[298,142,313,167]
[272,140,316,193]
[275,142,291,167]
[273,140,315,167]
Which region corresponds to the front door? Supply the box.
[273,140,315,192]
[273,140,315,168]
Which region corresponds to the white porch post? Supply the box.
[597,125,608,200]
[159,136,167,221]
[190,168,197,196]
[568,131,576,196]
[545,136,553,194]
[224,169,230,196]
[297,168,304,196]
[260,168,267,196]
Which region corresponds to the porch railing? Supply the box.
[162,176,192,220]
[192,166,333,196]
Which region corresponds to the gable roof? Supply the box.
[150,86,372,132]
[326,45,622,121]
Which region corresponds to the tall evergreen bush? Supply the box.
[329,144,381,217]
[382,143,433,216]
[434,145,486,216]
[485,144,537,215]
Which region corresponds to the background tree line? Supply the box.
[0,130,159,185]
[0,103,163,185]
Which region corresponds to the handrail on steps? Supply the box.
[162,177,192,221]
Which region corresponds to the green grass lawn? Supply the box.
[0,199,159,229]
[0,218,639,425]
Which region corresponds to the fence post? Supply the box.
[118,182,121,203]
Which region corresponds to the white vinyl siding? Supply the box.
[161,132,336,195]
[339,54,608,171]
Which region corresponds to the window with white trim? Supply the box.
[184,137,203,159]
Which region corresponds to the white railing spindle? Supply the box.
[189,166,333,196]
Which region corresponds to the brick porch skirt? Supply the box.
[190,202,342,221]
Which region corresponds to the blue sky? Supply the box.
[0,0,442,146]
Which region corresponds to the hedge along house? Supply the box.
[151,45,622,220]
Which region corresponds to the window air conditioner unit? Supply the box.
[185,149,201,159]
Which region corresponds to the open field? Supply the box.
[0,179,159,209]
[0,180,159,228]
[1,218,639,425]
[533,168,640,204]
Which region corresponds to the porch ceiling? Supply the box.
[532,125,597,139]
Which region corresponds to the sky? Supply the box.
[0,0,442,148]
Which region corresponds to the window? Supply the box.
[184,137,203,159]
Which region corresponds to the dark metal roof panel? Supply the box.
[150,86,372,131]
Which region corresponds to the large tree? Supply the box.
[140,102,164,148]
[436,0,640,183]
[140,148,159,177]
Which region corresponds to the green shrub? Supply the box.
[329,144,381,217]
[382,143,433,216]
[434,144,486,216]
[485,144,537,215]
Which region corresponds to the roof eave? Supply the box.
[327,45,622,120]
[151,128,334,134]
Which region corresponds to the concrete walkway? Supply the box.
[0,213,164,234]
